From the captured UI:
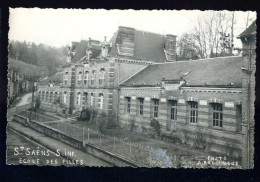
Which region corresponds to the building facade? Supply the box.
[38,23,256,168]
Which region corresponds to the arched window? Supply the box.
[91,70,96,85]
[76,92,81,106]
[82,92,88,108]
[98,93,104,109]
[90,93,95,107]
[63,91,67,104]
[84,71,89,85]
[77,71,83,85]
[99,68,105,84]
[64,72,69,85]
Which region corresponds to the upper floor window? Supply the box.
[99,68,105,84]
[125,97,131,113]
[77,71,83,85]
[169,100,177,120]
[64,72,69,85]
[84,71,89,85]
[152,99,159,118]
[212,103,223,127]
[91,70,96,85]
[138,98,144,115]
[189,101,198,123]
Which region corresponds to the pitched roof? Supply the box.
[108,28,168,62]
[8,58,47,78]
[121,56,243,87]
[238,20,256,38]
[71,40,101,62]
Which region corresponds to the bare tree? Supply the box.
[187,11,235,59]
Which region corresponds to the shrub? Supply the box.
[150,119,161,136]
[106,113,117,129]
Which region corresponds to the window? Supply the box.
[82,92,88,107]
[76,92,81,106]
[64,72,69,85]
[90,93,94,107]
[125,97,131,113]
[153,99,159,118]
[91,70,95,85]
[63,92,67,104]
[84,71,89,85]
[169,100,177,120]
[236,105,242,131]
[138,98,144,115]
[99,68,105,84]
[189,101,198,123]
[77,71,83,85]
[212,103,223,127]
[98,93,104,109]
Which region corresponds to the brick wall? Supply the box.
[118,86,243,158]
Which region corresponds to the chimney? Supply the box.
[165,34,177,62]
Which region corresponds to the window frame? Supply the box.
[125,97,131,114]
[169,100,177,121]
[153,99,160,118]
[212,103,223,128]
[138,98,144,116]
[189,101,198,123]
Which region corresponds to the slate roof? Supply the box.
[71,40,101,62]
[121,56,243,87]
[238,20,256,38]
[108,29,168,62]
[8,58,47,78]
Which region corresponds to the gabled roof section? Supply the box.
[108,27,168,63]
[71,39,101,62]
[121,56,243,87]
[238,20,256,38]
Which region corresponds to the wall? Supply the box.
[12,114,141,167]
[118,86,244,158]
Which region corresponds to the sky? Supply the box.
[9,8,256,48]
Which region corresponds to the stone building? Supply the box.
[37,22,256,167]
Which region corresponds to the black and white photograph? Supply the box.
[6,8,256,169]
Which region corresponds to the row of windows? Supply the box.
[63,92,104,109]
[124,97,241,128]
[64,70,106,86]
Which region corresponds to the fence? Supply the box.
[7,103,31,120]
[40,102,59,113]
[18,110,59,122]
[43,120,174,167]
[12,107,175,167]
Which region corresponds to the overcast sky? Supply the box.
[9,8,256,48]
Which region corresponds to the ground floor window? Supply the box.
[125,97,131,113]
[90,93,94,107]
[153,99,159,118]
[236,105,242,131]
[169,100,177,120]
[138,98,144,115]
[189,101,198,123]
[212,103,223,127]
[98,93,104,109]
